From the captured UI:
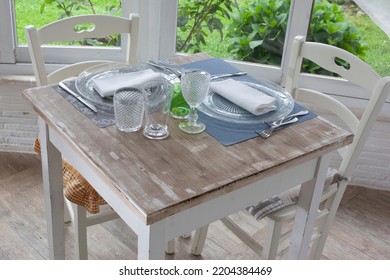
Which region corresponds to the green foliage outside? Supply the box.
[176,0,235,53]
[179,0,368,75]
[225,0,290,65]
[15,0,390,76]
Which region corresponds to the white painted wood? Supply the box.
[25,14,139,86]
[10,3,135,65]
[165,240,175,255]
[74,204,88,260]
[221,217,263,255]
[288,154,330,259]
[137,222,166,260]
[47,127,150,240]
[0,0,15,63]
[263,217,284,259]
[38,117,65,259]
[128,0,177,62]
[191,225,209,256]
[280,0,314,86]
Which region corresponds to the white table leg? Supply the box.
[39,117,65,259]
[288,154,331,259]
[137,222,166,260]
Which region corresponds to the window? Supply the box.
[0,0,129,74]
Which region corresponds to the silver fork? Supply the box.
[256,109,309,139]
[256,117,298,138]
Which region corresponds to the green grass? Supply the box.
[348,14,390,76]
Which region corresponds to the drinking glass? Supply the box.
[142,80,174,139]
[113,87,144,132]
[179,69,211,134]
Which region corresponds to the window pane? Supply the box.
[306,0,390,77]
[176,0,291,67]
[14,0,121,45]
[345,2,390,76]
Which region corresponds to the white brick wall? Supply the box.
[0,76,38,153]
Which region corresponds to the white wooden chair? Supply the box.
[25,13,141,259]
[191,35,390,259]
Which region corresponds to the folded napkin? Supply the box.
[92,69,161,97]
[210,78,276,115]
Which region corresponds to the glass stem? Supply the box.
[187,107,198,125]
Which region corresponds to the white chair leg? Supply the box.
[191,225,209,256]
[165,240,175,254]
[63,193,74,223]
[64,199,72,223]
[73,204,88,260]
[262,218,283,260]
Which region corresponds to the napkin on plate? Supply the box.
[210,78,277,115]
[92,69,162,97]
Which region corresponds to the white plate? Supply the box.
[198,79,294,124]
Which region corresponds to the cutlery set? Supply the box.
[256,110,309,139]
[59,81,97,112]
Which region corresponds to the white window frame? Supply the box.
[0,0,16,64]
[0,0,134,75]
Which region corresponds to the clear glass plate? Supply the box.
[198,79,294,124]
[76,62,174,114]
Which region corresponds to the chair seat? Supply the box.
[34,138,106,214]
[246,168,342,221]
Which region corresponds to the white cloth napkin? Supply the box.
[92,69,162,97]
[210,78,277,115]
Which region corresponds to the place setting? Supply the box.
[179,58,316,145]
[54,62,174,129]
[53,57,316,144]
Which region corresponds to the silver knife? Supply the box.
[211,72,247,80]
[59,81,98,113]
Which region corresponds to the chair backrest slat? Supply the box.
[25,14,139,86]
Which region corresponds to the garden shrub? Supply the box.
[224,0,367,74]
[176,0,235,53]
[176,0,367,75]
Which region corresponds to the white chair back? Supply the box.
[25,14,139,86]
[285,35,390,258]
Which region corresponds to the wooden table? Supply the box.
[23,57,353,260]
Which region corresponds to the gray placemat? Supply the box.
[182,58,317,146]
[53,81,115,128]
[198,102,316,146]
